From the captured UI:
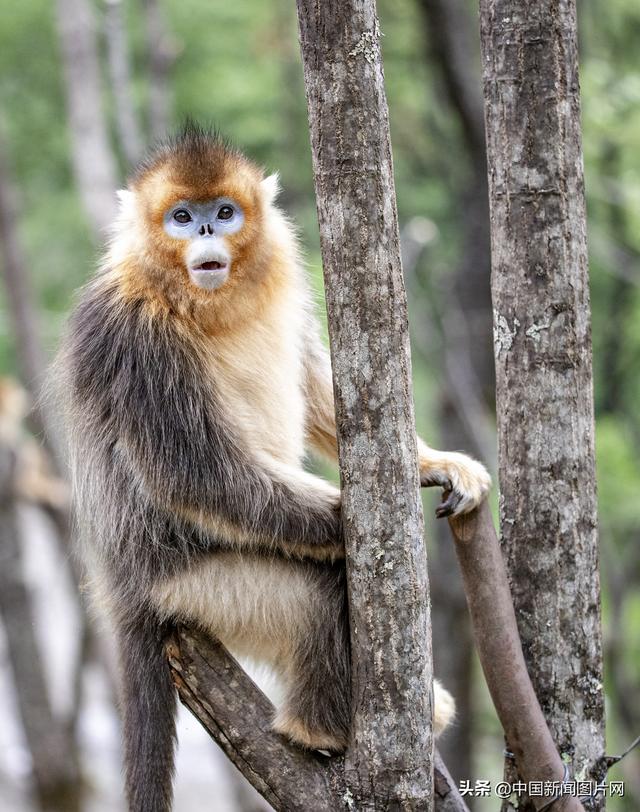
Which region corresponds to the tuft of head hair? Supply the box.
[131,122,255,190]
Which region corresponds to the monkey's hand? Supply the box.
[255,455,345,562]
[285,490,345,563]
[418,443,491,518]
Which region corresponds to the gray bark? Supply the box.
[55,0,118,237]
[104,0,145,167]
[296,1,434,808]
[478,1,606,807]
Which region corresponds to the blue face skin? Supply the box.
[163,198,244,291]
[163,198,244,240]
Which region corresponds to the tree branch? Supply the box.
[166,627,469,812]
[448,502,583,812]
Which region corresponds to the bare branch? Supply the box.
[449,502,583,811]
[167,627,345,812]
[167,627,469,812]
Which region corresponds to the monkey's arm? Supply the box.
[302,330,491,516]
[70,293,341,558]
[302,330,339,461]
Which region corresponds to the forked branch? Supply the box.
[166,628,469,812]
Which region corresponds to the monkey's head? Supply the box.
[114,126,287,327]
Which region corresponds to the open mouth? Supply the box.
[189,261,230,291]
[193,260,227,271]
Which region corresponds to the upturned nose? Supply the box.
[198,223,214,236]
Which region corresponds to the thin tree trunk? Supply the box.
[55,0,118,237]
[418,0,495,788]
[478,1,606,807]
[0,133,112,763]
[0,138,48,417]
[104,0,144,168]
[142,0,174,140]
[296,2,434,808]
[0,446,81,812]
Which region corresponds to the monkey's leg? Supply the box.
[272,561,351,752]
[273,566,456,750]
[417,438,491,517]
[153,554,455,754]
[152,553,351,752]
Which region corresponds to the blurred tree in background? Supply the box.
[0,0,638,810]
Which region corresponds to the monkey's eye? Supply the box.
[217,205,234,221]
[173,209,192,224]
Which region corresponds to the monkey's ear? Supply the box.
[261,173,280,206]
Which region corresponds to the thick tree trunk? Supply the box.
[478,1,606,807]
[55,0,118,237]
[296,2,434,808]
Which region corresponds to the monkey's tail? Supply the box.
[118,614,178,812]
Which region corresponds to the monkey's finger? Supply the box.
[435,490,462,518]
[421,471,452,490]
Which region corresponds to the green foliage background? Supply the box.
[0,0,639,807]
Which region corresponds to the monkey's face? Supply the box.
[162,198,244,291]
[133,159,268,307]
[120,136,283,329]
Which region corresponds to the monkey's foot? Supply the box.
[272,711,347,753]
[433,679,456,737]
[420,451,491,517]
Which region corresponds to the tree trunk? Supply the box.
[142,0,174,140]
[0,138,48,409]
[55,0,119,237]
[478,1,606,807]
[418,0,495,788]
[0,446,81,812]
[296,2,434,808]
[104,0,144,168]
